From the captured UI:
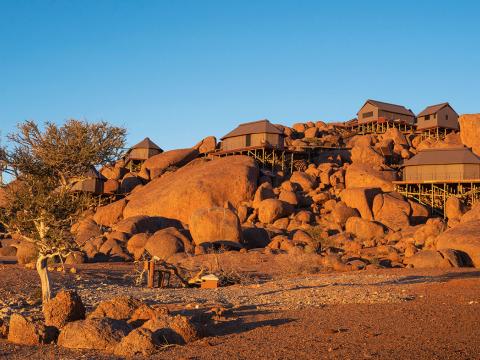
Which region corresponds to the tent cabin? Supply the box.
[220,119,284,151]
[70,166,106,194]
[124,137,163,171]
[357,99,415,125]
[416,102,459,131]
[401,147,480,182]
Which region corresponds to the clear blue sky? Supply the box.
[1,0,479,150]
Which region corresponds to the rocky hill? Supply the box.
[3,115,480,270]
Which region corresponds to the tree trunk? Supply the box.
[36,255,51,304]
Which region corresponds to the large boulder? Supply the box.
[340,188,381,220]
[112,215,180,236]
[144,227,188,259]
[120,175,143,194]
[126,233,150,260]
[345,217,385,241]
[258,199,292,224]
[331,201,359,226]
[459,114,480,155]
[445,197,464,220]
[252,182,275,208]
[435,221,480,267]
[351,145,385,167]
[43,290,86,328]
[58,318,131,351]
[93,199,127,227]
[381,128,408,147]
[372,192,411,231]
[404,249,463,268]
[345,163,397,192]
[189,207,242,247]
[124,156,259,225]
[193,136,217,154]
[142,314,201,345]
[409,200,430,225]
[413,218,446,247]
[89,297,142,321]
[460,202,480,223]
[73,218,102,246]
[114,328,157,357]
[141,148,199,179]
[290,171,317,192]
[7,314,57,345]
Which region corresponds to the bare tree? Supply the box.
[0,119,126,304]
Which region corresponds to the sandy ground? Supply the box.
[1,253,480,359]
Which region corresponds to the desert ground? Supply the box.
[1,253,479,360]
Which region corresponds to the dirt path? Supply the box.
[0,263,479,359]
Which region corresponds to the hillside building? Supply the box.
[220,119,284,151]
[70,166,106,194]
[416,103,459,140]
[357,99,416,125]
[394,147,480,217]
[124,137,163,171]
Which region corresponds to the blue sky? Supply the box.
[0,0,479,150]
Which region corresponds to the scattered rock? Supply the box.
[58,318,131,351]
[43,290,85,329]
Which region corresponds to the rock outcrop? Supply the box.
[124,156,258,225]
[435,221,480,267]
[459,114,480,155]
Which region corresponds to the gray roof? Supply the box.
[221,119,284,140]
[417,102,458,117]
[129,137,162,151]
[359,99,415,117]
[403,147,480,167]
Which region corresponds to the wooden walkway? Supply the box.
[394,179,480,217]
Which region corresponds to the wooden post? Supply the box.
[147,260,155,288]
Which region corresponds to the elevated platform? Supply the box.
[415,126,457,141]
[341,117,416,135]
[209,146,297,173]
[394,179,480,217]
[209,145,349,173]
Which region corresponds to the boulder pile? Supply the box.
[5,118,480,270]
[4,292,209,357]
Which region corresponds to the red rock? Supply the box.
[93,199,127,227]
[189,207,242,247]
[258,199,292,224]
[58,318,131,351]
[43,290,86,328]
[144,227,188,259]
[141,148,199,180]
[124,156,258,225]
[7,314,57,345]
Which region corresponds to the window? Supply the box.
[245,134,251,147]
[446,114,449,120]
[362,111,373,119]
[424,115,430,120]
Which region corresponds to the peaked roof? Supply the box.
[84,166,106,180]
[129,137,162,151]
[221,119,284,140]
[417,102,458,117]
[359,99,415,117]
[403,147,480,167]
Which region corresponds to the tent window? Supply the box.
[245,134,251,147]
